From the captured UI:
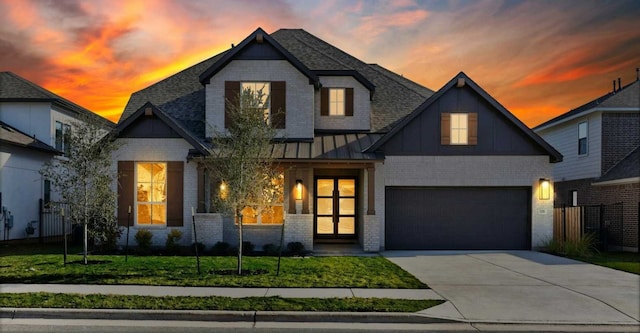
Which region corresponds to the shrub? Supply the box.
[286,242,305,256]
[192,242,206,255]
[134,229,153,254]
[242,241,255,256]
[165,229,183,254]
[543,233,599,258]
[262,243,280,256]
[211,241,232,256]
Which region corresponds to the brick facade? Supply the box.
[601,113,640,174]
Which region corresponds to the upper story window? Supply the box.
[241,82,271,124]
[225,81,286,129]
[136,162,167,226]
[578,121,588,155]
[321,87,353,117]
[329,88,345,116]
[441,113,478,145]
[55,121,71,156]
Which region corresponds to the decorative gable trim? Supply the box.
[366,72,563,163]
[198,28,319,87]
[111,102,208,156]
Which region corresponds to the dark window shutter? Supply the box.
[468,113,478,145]
[441,113,451,145]
[271,81,286,129]
[345,88,354,116]
[225,81,240,128]
[167,161,184,227]
[117,161,134,227]
[321,88,329,116]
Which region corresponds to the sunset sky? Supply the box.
[1,0,639,126]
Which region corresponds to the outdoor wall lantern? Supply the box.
[219,182,228,200]
[295,179,303,200]
[539,178,551,200]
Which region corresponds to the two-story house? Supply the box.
[111,28,561,252]
[0,71,113,241]
[535,76,640,252]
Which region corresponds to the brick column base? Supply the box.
[363,215,380,252]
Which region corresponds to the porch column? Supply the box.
[301,167,311,214]
[288,168,296,214]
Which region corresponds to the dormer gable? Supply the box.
[198,28,319,87]
[367,72,562,163]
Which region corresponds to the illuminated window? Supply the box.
[450,113,468,145]
[578,122,588,155]
[236,172,284,225]
[136,162,167,225]
[241,82,271,124]
[55,121,71,156]
[329,88,345,116]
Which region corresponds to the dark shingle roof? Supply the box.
[534,79,640,130]
[0,71,113,127]
[0,120,60,154]
[118,28,434,134]
[594,146,640,183]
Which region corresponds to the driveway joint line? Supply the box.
[466,253,639,323]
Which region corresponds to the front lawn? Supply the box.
[571,252,640,275]
[0,251,426,288]
[0,293,442,312]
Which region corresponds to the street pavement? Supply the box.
[383,250,640,325]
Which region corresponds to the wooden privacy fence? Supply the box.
[553,203,624,250]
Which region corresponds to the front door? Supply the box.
[315,178,357,239]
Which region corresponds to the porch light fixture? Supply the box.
[295,179,303,200]
[539,178,551,200]
[219,182,228,200]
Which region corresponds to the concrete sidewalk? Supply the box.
[0,283,442,300]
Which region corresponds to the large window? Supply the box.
[328,88,345,116]
[55,121,71,156]
[450,113,469,145]
[578,121,588,155]
[236,172,284,225]
[241,82,271,124]
[136,162,167,225]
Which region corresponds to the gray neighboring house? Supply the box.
[111,28,561,252]
[535,76,640,252]
[0,71,113,241]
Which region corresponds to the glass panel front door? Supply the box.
[315,178,356,238]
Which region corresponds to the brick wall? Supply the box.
[601,113,640,174]
[554,178,639,250]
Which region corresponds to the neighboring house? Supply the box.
[111,28,561,252]
[535,76,640,252]
[0,71,113,241]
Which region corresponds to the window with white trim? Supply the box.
[241,82,271,124]
[329,88,345,116]
[136,162,167,225]
[55,121,71,156]
[578,121,588,155]
[450,113,468,145]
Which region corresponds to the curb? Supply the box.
[0,307,456,324]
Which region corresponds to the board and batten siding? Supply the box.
[537,113,602,181]
[205,60,315,139]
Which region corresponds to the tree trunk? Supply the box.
[237,209,243,275]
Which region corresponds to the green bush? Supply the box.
[543,233,599,258]
[242,241,255,256]
[211,241,232,256]
[165,229,183,254]
[134,229,153,254]
[262,243,280,256]
[286,242,305,256]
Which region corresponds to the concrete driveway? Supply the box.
[383,251,640,324]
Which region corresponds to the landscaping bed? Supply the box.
[569,252,640,275]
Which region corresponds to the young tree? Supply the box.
[40,113,121,264]
[204,86,283,274]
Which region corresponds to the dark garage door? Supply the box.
[385,187,531,250]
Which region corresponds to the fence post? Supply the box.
[39,199,43,244]
[562,204,566,242]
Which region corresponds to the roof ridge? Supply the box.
[285,32,353,69]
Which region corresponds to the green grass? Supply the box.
[0,293,443,312]
[570,252,640,275]
[0,245,426,288]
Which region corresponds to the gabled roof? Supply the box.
[313,70,375,98]
[111,102,208,156]
[118,28,433,133]
[534,79,640,131]
[594,146,640,184]
[366,72,563,163]
[198,27,319,86]
[0,120,60,154]
[0,71,113,127]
